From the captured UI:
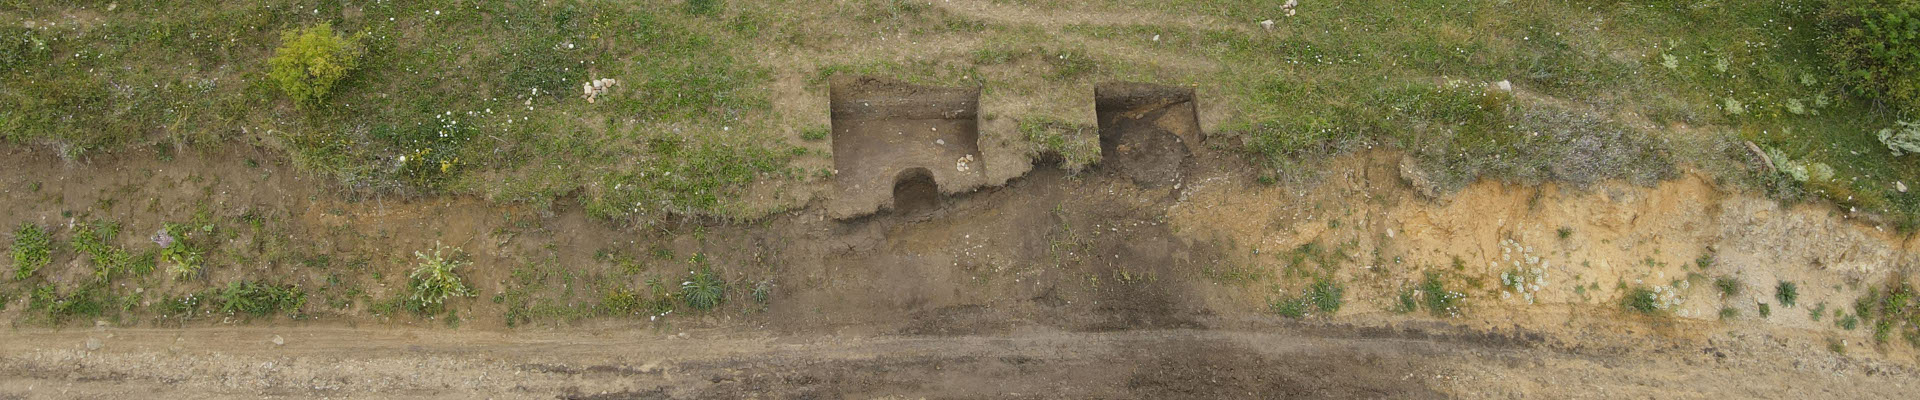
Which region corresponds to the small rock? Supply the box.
[1491,80,1512,93]
[1399,155,1443,201]
[1898,181,1908,193]
[271,335,285,346]
[85,338,102,351]
[1151,34,1161,42]
[1260,20,1275,30]
[1282,0,1299,16]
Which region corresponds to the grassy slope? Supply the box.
[0,0,1913,224]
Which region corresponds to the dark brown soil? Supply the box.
[828,76,988,218]
[1096,82,1201,187]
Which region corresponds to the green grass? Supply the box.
[1395,272,1466,318]
[1776,280,1799,307]
[1271,277,1345,319]
[5,0,1914,225]
[9,223,51,281]
[1018,116,1101,172]
[213,281,307,317]
[1854,278,1919,346]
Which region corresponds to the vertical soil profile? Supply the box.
[828,76,986,218]
[1095,82,1201,187]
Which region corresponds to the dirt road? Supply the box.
[3,313,1915,399]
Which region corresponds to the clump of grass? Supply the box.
[1715,277,1741,297]
[680,267,727,311]
[1719,307,1740,320]
[1270,277,1346,319]
[1556,227,1573,240]
[25,283,107,322]
[1395,272,1467,318]
[1776,280,1798,307]
[800,126,830,141]
[1392,287,1419,314]
[1853,278,1919,346]
[214,281,306,317]
[406,243,475,314]
[10,223,51,280]
[1759,302,1773,318]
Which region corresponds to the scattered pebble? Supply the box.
[582,78,619,103]
[85,338,102,351]
[271,335,285,346]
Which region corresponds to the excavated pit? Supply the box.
[1095,82,1201,187]
[829,76,986,219]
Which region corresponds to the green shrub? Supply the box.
[158,223,205,280]
[268,23,364,107]
[1823,0,1920,115]
[680,267,727,310]
[1623,286,1663,315]
[69,220,129,282]
[1776,280,1799,307]
[10,223,50,280]
[406,244,474,312]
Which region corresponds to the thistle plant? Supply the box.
[408,243,474,310]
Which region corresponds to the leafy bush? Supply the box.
[157,223,205,280]
[680,267,727,310]
[1824,0,1920,115]
[10,223,50,280]
[1880,120,1920,155]
[69,220,130,282]
[268,23,364,107]
[407,244,474,312]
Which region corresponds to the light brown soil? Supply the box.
[6,133,1920,397]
